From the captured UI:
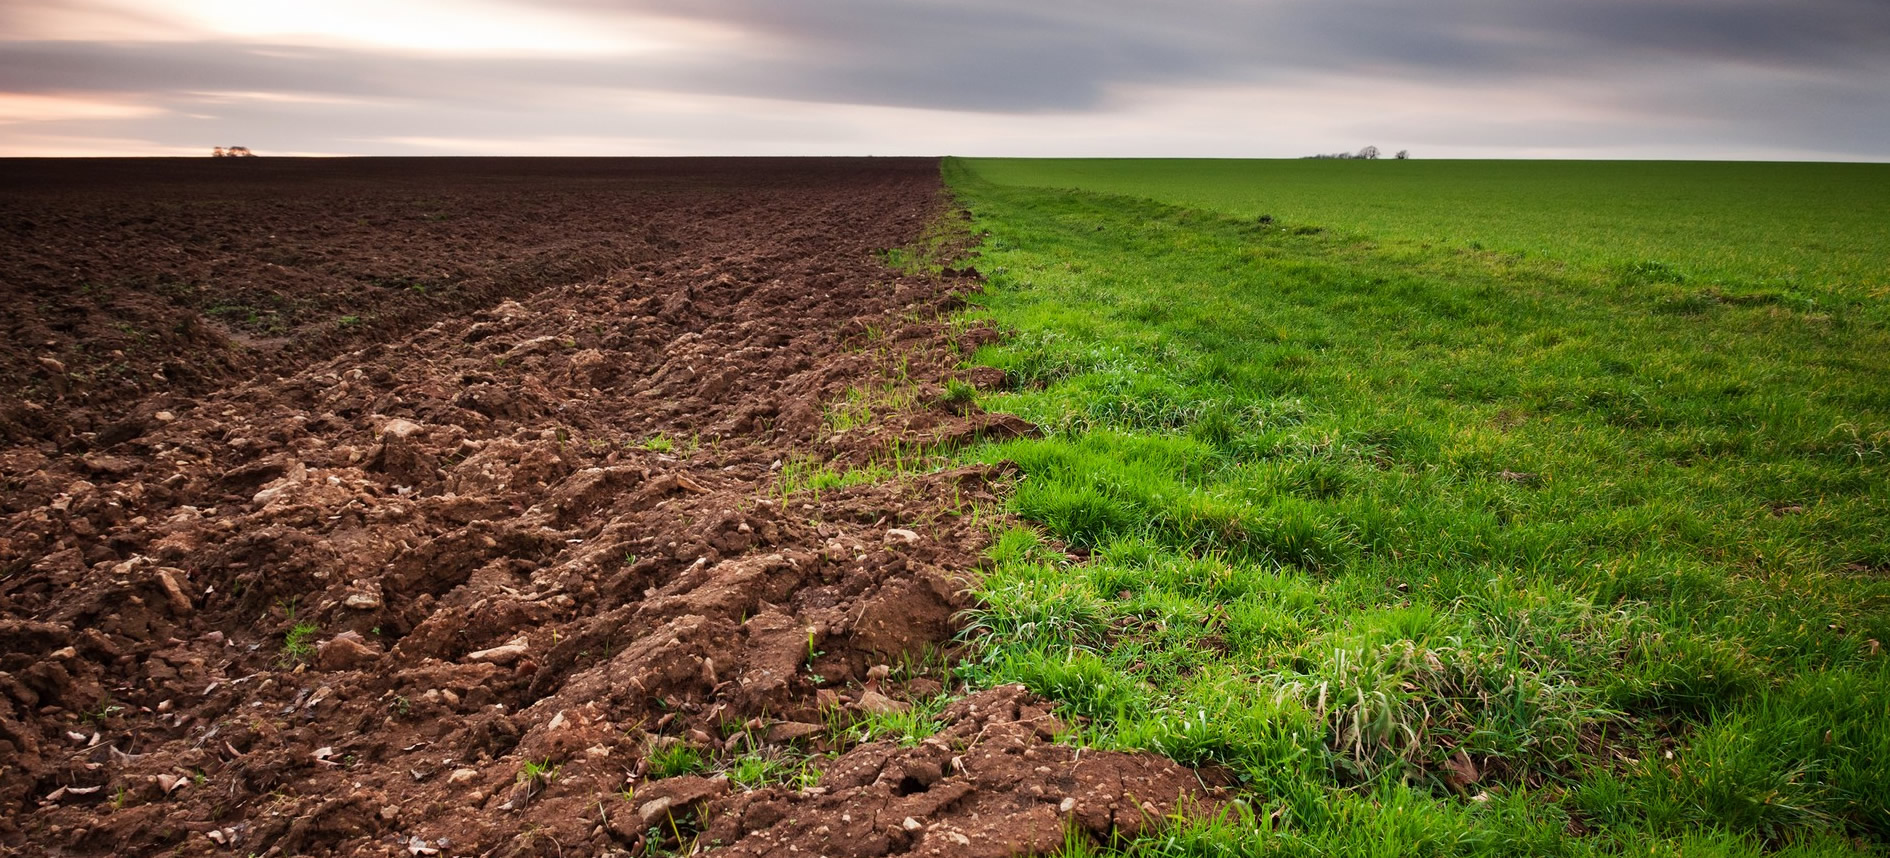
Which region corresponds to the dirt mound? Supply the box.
[691,685,1212,857]
[0,159,1214,856]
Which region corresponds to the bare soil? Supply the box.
[0,158,1214,857]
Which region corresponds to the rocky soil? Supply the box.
[0,158,1215,857]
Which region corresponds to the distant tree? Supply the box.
[1306,148,1406,159]
[227,146,255,157]
[212,146,226,157]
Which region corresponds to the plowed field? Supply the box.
[0,158,1212,857]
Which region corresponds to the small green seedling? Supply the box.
[518,759,560,788]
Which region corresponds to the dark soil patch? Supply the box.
[0,158,1215,857]
[0,157,907,448]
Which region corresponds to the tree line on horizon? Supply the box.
[1304,146,1408,159]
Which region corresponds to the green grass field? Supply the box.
[941,158,1890,856]
[963,159,1890,298]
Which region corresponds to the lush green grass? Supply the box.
[963,159,1890,298]
[941,157,1890,855]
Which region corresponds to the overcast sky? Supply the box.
[2,0,1887,159]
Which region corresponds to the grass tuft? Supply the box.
[647,742,706,780]
[280,620,319,667]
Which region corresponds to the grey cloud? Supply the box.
[551,0,1890,107]
[1533,1,1890,71]
[7,1,1890,113]
[1,42,394,98]
[2,0,1888,157]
